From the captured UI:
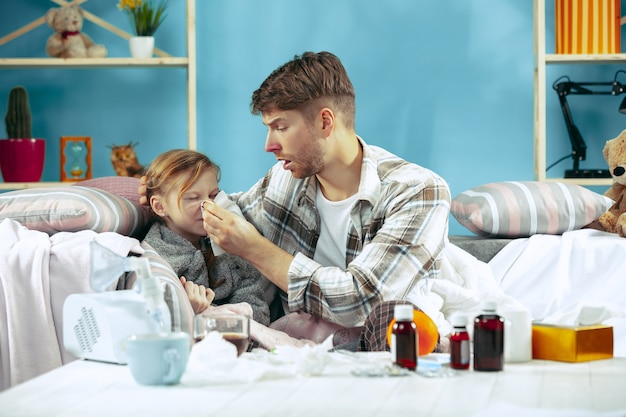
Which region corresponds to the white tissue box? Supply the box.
[531,324,613,362]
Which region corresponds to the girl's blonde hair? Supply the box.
[145,149,221,214]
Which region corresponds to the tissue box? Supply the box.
[532,324,613,362]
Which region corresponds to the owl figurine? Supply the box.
[109,142,145,178]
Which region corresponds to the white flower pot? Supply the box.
[129,36,155,59]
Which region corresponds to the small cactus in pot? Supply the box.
[0,86,46,183]
[5,86,32,139]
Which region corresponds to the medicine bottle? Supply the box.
[391,304,417,370]
[450,315,470,370]
[473,301,504,371]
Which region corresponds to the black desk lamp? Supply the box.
[552,70,626,178]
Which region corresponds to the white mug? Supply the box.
[501,307,532,363]
[125,332,190,385]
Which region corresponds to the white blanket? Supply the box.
[490,229,626,357]
[0,218,142,391]
[413,229,626,358]
[407,239,524,338]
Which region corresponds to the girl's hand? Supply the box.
[180,276,215,314]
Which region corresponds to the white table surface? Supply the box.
[1,351,626,417]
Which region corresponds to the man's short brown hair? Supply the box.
[250,51,356,128]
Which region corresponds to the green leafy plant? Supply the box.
[118,0,167,37]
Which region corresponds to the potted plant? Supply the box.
[118,0,168,58]
[0,86,46,182]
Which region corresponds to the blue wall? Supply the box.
[1,1,624,235]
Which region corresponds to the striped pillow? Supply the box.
[451,181,614,238]
[0,186,151,238]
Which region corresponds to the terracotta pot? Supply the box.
[0,138,46,182]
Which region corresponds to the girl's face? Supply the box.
[152,168,219,246]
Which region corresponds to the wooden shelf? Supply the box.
[541,177,612,186]
[0,182,67,190]
[545,53,626,64]
[0,0,197,190]
[0,57,189,69]
[534,0,624,185]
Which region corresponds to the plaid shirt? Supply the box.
[232,137,450,327]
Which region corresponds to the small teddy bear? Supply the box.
[45,4,107,58]
[595,129,626,237]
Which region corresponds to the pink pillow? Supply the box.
[75,176,142,205]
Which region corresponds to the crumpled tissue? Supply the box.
[181,332,335,385]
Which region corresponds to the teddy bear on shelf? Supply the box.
[45,4,107,58]
[593,129,626,237]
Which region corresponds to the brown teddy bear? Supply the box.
[594,129,626,236]
[45,4,107,58]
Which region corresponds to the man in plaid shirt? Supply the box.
[201,51,451,344]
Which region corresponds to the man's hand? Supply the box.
[138,175,148,206]
[200,200,261,258]
[201,199,293,292]
[180,276,215,314]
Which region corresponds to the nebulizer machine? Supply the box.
[63,240,184,364]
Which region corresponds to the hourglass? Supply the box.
[61,136,92,181]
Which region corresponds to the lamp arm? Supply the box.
[555,89,586,171]
[549,73,626,178]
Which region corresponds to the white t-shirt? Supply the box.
[313,189,358,268]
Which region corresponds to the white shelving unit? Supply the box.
[534,0,622,186]
[0,0,196,190]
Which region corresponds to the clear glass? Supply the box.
[193,313,250,356]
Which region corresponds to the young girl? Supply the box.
[143,149,270,325]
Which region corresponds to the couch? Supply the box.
[1,177,624,392]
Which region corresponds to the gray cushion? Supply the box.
[449,235,514,263]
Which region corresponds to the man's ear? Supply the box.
[150,196,166,217]
[320,108,335,136]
